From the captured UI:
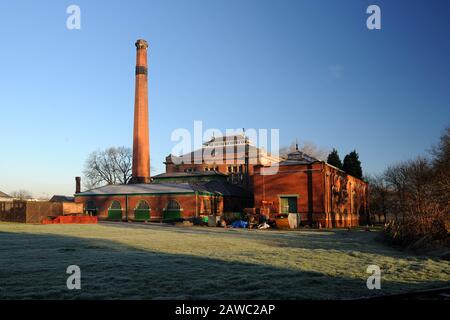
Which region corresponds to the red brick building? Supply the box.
[74,39,249,222]
[74,182,249,222]
[164,134,280,190]
[74,39,368,228]
[253,147,369,227]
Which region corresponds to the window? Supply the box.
[134,200,150,221]
[108,200,122,220]
[166,200,181,210]
[85,200,98,215]
[109,200,121,210]
[203,199,211,214]
[136,200,150,210]
[280,197,298,213]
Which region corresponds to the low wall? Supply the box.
[0,200,83,224]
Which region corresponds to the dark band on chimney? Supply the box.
[136,66,148,75]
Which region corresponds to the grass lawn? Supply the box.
[0,221,448,299]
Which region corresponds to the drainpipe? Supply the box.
[195,191,198,217]
[125,195,128,221]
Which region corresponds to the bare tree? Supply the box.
[280,139,329,160]
[431,126,450,206]
[83,147,133,189]
[383,156,447,247]
[110,146,133,184]
[10,190,33,200]
[384,161,409,220]
[366,174,391,223]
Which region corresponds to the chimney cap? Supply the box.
[135,39,149,49]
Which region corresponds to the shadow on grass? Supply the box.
[100,222,433,261]
[0,230,448,300]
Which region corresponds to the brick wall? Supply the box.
[0,200,81,223]
[75,193,226,221]
[253,162,368,228]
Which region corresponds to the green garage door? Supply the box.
[134,200,150,221]
[108,200,122,221]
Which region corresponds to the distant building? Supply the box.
[0,191,12,202]
[164,134,281,190]
[49,195,75,203]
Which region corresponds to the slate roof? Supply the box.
[75,180,250,198]
[278,149,321,166]
[75,183,200,196]
[153,171,227,179]
[49,195,75,202]
[192,180,250,198]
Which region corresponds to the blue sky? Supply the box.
[0,0,449,198]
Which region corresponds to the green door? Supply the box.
[134,200,150,221]
[281,197,297,213]
[108,201,122,221]
[163,200,182,222]
[163,209,181,221]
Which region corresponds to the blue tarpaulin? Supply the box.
[231,220,248,228]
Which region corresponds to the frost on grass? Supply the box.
[0,222,448,299]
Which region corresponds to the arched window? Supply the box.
[108,200,122,221]
[134,200,150,221]
[166,200,181,210]
[110,200,121,210]
[136,200,150,210]
[163,199,183,221]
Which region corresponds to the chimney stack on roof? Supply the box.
[75,176,81,194]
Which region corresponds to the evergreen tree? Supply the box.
[343,150,363,179]
[327,148,343,169]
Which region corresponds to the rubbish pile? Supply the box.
[195,211,304,230]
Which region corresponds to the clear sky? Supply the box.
[0,0,449,198]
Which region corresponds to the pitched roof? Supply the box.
[278,149,320,166]
[192,180,250,198]
[75,183,208,196]
[74,180,250,198]
[0,191,11,198]
[153,171,227,179]
[49,195,75,202]
[166,145,280,165]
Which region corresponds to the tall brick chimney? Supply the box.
[129,39,151,184]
